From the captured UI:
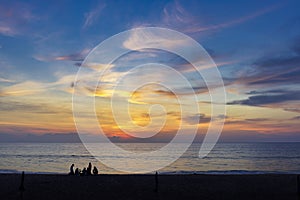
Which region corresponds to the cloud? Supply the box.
[0,77,15,83]
[0,99,71,114]
[228,90,300,106]
[162,1,193,27]
[161,1,281,34]
[0,73,81,97]
[0,2,37,36]
[183,113,226,125]
[81,62,115,71]
[244,118,269,122]
[245,89,287,95]
[83,2,106,29]
[291,116,300,120]
[110,48,202,74]
[249,59,300,86]
[123,28,190,51]
[217,130,300,143]
[0,133,81,143]
[151,85,209,97]
[233,35,300,87]
[222,116,297,134]
[284,108,300,113]
[34,48,90,62]
[0,26,16,36]
[154,89,177,98]
[186,4,281,33]
[224,118,270,125]
[183,113,210,125]
[0,81,47,97]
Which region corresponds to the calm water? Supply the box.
[0,143,300,174]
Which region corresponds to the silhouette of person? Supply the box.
[75,168,80,176]
[93,166,98,175]
[87,162,92,175]
[81,167,87,176]
[69,164,75,175]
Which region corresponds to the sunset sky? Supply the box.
[0,0,300,142]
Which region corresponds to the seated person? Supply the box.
[93,166,98,175]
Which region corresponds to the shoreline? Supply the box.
[0,173,298,200]
[1,169,300,175]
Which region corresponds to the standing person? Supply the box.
[69,164,75,175]
[87,162,92,175]
[93,166,98,175]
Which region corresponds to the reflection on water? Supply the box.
[1,142,300,174]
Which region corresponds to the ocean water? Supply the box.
[0,142,300,174]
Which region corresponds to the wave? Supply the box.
[0,154,94,159]
[204,155,300,160]
[0,169,65,174]
[2,154,300,160]
[0,169,20,174]
[159,170,300,175]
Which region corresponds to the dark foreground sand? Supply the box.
[0,173,299,200]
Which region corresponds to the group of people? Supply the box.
[69,162,98,176]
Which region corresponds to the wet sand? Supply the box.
[0,173,298,200]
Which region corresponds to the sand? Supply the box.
[0,173,298,200]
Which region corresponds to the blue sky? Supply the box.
[0,0,300,142]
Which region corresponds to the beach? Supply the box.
[0,173,298,200]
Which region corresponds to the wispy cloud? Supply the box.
[0,77,15,83]
[123,28,190,50]
[185,4,282,33]
[0,73,79,97]
[0,99,70,114]
[0,2,37,36]
[162,1,282,34]
[34,48,90,62]
[83,2,106,29]
[0,26,16,36]
[162,1,193,27]
[0,81,47,97]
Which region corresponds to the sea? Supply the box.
[1,142,300,174]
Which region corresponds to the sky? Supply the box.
[0,0,300,142]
